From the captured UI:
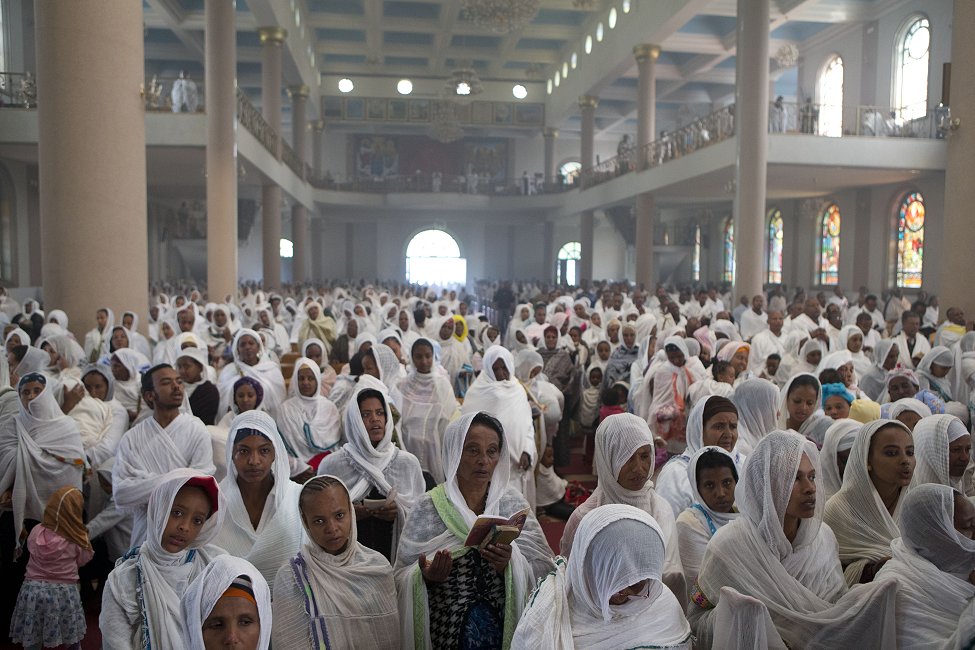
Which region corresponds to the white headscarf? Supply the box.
[686,445,741,533]
[776,372,823,435]
[916,345,955,401]
[911,414,970,489]
[823,419,912,585]
[180,555,272,650]
[338,380,399,501]
[513,504,692,650]
[442,411,511,528]
[277,358,342,465]
[888,397,932,421]
[732,378,779,456]
[819,418,861,500]
[217,329,287,417]
[212,410,304,587]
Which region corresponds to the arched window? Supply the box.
[818,203,841,285]
[557,241,582,285]
[722,216,735,283]
[818,55,844,137]
[692,224,701,282]
[559,161,581,185]
[895,191,925,288]
[894,16,930,121]
[767,208,784,284]
[279,239,294,258]
[406,229,467,286]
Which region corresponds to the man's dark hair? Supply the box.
[141,363,172,394]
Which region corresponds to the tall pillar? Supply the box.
[206,0,238,300]
[732,0,769,300]
[543,127,558,186]
[940,0,975,316]
[36,1,148,337]
[634,44,660,290]
[311,120,325,180]
[259,26,286,290]
[579,96,598,283]
[543,221,554,282]
[289,85,309,284]
[580,212,595,283]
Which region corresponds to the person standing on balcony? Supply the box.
[171,70,199,113]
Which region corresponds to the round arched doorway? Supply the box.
[405,228,467,286]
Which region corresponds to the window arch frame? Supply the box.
[892,14,931,122]
[404,227,467,286]
[894,190,925,288]
[557,160,582,186]
[556,240,582,286]
[817,203,841,286]
[817,54,844,137]
[766,207,784,284]
[722,215,735,283]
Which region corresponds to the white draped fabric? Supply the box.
[732,378,779,456]
[276,358,342,478]
[819,419,861,500]
[912,414,969,489]
[217,329,287,418]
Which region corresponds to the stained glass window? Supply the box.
[818,204,841,285]
[692,224,701,282]
[895,191,924,288]
[818,55,844,137]
[723,216,735,283]
[767,208,784,284]
[894,17,930,121]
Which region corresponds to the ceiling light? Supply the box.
[585,35,593,54]
[337,78,354,93]
[397,79,414,95]
[596,22,604,42]
[445,62,483,97]
[571,52,578,69]
[554,71,561,87]
[456,81,471,95]
[562,62,569,78]
[512,84,528,99]
[608,7,617,28]
[622,0,630,12]
[547,79,553,94]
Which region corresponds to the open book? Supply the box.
[463,507,530,550]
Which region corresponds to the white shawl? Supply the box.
[212,410,304,588]
[912,414,969,489]
[819,419,861,501]
[276,358,342,478]
[732,377,779,456]
[217,329,287,418]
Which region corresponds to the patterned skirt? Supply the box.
[9,579,87,647]
[427,550,505,650]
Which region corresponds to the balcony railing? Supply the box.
[281,140,305,178]
[771,101,949,139]
[309,171,573,196]
[236,88,278,157]
[144,75,206,113]
[0,72,35,108]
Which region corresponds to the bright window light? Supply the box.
[571,52,578,69]
[562,62,569,78]
[397,79,413,95]
[609,7,617,28]
[554,71,561,87]
[280,238,294,258]
[585,35,593,54]
[547,79,553,94]
[596,22,604,42]
[338,78,354,93]
[622,0,631,13]
[512,84,528,99]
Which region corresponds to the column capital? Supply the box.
[543,127,559,139]
[258,26,288,45]
[578,95,599,110]
[288,84,310,99]
[633,44,661,62]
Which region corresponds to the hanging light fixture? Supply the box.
[444,62,484,97]
[461,0,540,34]
[427,95,465,143]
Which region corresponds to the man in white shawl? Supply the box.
[560,413,685,599]
[0,372,85,551]
[276,358,342,479]
[687,430,899,648]
[100,470,226,649]
[513,504,692,650]
[874,483,975,650]
[461,345,537,506]
[738,295,768,341]
[272,475,400,649]
[748,310,786,374]
[217,329,287,418]
[113,364,216,546]
[316,379,424,563]
[211,410,304,588]
[393,412,554,650]
[180,554,273,650]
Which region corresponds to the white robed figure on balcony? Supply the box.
[171,70,199,113]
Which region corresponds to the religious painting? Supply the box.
[514,103,544,125]
[354,135,400,179]
[895,191,924,288]
[388,98,408,121]
[493,102,512,125]
[367,98,386,120]
[471,101,493,124]
[818,203,841,285]
[409,99,430,121]
[464,138,508,182]
[344,97,364,120]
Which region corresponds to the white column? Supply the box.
[259,26,286,290]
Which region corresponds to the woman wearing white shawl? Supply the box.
[687,430,899,649]
[367,342,406,409]
[435,316,472,395]
[887,397,932,430]
[823,419,915,585]
[841,324,873,381]
[732,377,779,456]
[911,413,975,495]
[656,396,745,517]
[951,331,975,417]
[771,330,809,387]
[513,504,692,650]
[211,411,304,587]
[317,380,424,562]
[5,326,31,352]
[916,345,956,404]
[300,337,338,397]
[874,484,975,650]
[560,413,685,598]
[63,365,127,471]
[272,475,399,649]
[277,358,342,478]
[776,372,826,438]
[180,554,272,650]
[514,349,563,449]
[860,339,899,402]
[505,303,532,349]
[581,311,605,348]
[0,373,85,551]
[83,306,114,363]
[217,329,287,418]
[461,345,537,506]
[640,336,702,443]
[398,337,460,483]
[111,348,150,420]
[393,412,554,650]
[100,469,226,650]
[819,419,861,501]
[675,446,741,601]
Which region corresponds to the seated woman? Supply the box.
[176,347,220,426]
[561,413,684,598]
[656,395,744,517]
[916,346,956,404]
[819,419,861,501]
[874,484,975,649]
[272,475,399,649]
[514,504,692,649]
[277,358,342,480]
[110,348,150,423]
[180,554,272,650]
[912,413,974,495]
[821,382,855,420]
[100,469,226,649]
[823,420,915,585]
[676,446,739,597]
[212,411,303,588]
[886,397,932,431]
[317,381,424,562]
[687,430,898,648]
[217,329,287,418]
[860,340,899,402]
[777,373,825,438]
[301,337,337,397]
[732,377,779,456]
[211,377,267,482]
[394,412,554,650]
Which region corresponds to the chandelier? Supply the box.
[427,97,464,143]
[444,63,484,98]
[774,44,800,68]
[461,0,540,34]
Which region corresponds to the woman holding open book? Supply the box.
[394,411,554,650]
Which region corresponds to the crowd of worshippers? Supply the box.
[0,279,973,649]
